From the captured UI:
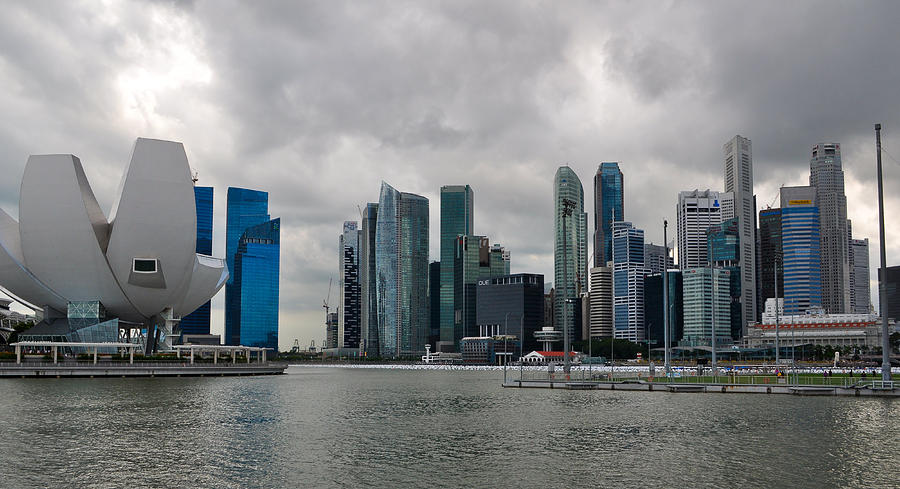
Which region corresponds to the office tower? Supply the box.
[439,185,474,352]
[593,162,624,267]
[612,221,645,341]
[180,186,213,336]
[644,243,673,275]
[428,261,441,348]
[225,188,270,345]
[326,312,338,349]
[878,266,900,322]
[849,238,870,314]
[231,218,280,350]
[780,186,821,315]
[757,208,783,321]
[724,135,757,334]
[644,271,683,347]
[554,166,588,345]
[706,218,742,340]
[810,143,850,313]
[589,265,613,338]
[375,182,429,358]
[338,221,361,349]
[677,190,723,269]
[682,267,732,346]
[452,235,509,349]
[489,243,511,277]
[359,203,378,355]
[475,273,544,353]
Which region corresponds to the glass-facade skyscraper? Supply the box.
[375,182,429,358]
[439,185,473,352]
[180,186,213,336]
[225,187,272,346]
[554,166,588,343]
[706,217,742,340]
[757,208,783,322]
[231,218,280,350]
[780,186,821,315]
[359,202,379,355]
[593,162,624,267]
[612,221,645,341]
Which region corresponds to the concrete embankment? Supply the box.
[0,363,287,378]
[503,379,900,397]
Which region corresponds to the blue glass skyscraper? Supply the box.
[231,218,280,350]
[225,187,271,346]
[593,162,624,267]
[375,182,429,358]
[780,186,821,315]
[180,186,214,336]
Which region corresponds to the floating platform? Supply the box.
[0,363,287,378]
[502,379,900,397]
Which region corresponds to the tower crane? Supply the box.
[765,184,784,209]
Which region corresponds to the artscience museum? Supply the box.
[0,138,228,353]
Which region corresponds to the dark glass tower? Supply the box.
[593,162,624,267]
[758,208,783,321]
[231,218,280,350]
[644,271,683,347]
[439,185,474,352]
[707,218,742,340]
[359,203,379,355]
[225,187,270,346]
[180,186,213,336]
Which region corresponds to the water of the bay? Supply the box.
[2,366,899,488]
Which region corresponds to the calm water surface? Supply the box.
[2,366,899,488]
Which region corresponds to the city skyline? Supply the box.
[2,2,900,350]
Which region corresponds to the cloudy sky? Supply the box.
[2,0,900,349]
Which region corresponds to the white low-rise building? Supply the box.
[747,298,886,348]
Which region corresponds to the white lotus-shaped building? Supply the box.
[0,138,228,351]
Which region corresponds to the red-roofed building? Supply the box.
[522,350,582,364]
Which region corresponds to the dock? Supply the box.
[502,378,900,397]
[0,362,287,378]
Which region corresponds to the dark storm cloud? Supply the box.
[1,0,899,347]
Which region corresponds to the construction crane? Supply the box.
[765,184,784,209]
[323,277,333,318]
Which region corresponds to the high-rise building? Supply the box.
[452,236,509,350]
[475,273,544,353]
[681,267,731,346]
[677,190,724,269]
[428,261,441,348]
[810,143,850,313]
[375,182,429,358]
[439,185,474,352]
[612,221,645,341]
[225,187,270,346]
[707,218,743,340]
[359,203,379,355]
[644,271,683,347]
[878,266,900,322]
[231,218,280,350]
[489,243,511,277]
[338,221,361,349]
[849,238,870,314]
[723,135,756,334]
[644,243,673,276]
[325,312,338,349]
[780,186,821,315]
[757,208,783,322]
[588,265,613,338]
[180,186,213,337]
[554,166,588,347]
[543,288,554,331]
[593,162,624,267]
